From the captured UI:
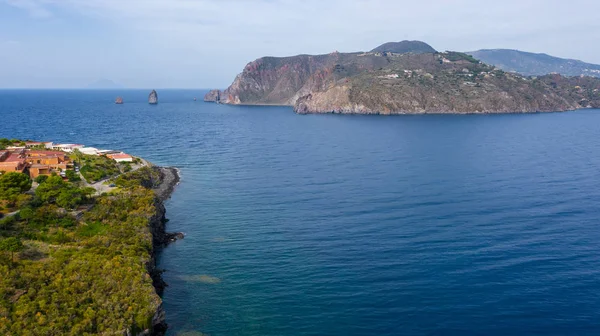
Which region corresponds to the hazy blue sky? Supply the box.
[1,0,599,88]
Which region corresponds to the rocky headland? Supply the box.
[205,41,600,114]
[204,89,221,103]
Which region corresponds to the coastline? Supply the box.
[207,100,587,115]
[146,166,182,336]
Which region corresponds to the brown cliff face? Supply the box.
[209,44,600,114]
[211,52,390,106]
[204,89,221,102]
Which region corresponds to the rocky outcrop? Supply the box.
[115,97,124,104]
[208,51,389,106]
[204,89,221,102]
[149,90,158,104]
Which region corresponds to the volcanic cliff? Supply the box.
[205,41,600,114]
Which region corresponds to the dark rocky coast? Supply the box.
[143,166,183,336]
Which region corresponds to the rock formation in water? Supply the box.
[149,90,158,104]
[206,41,600,114]
[204,89,221,102]
[115,96,123,104]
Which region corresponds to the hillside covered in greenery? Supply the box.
[0,166,169,335]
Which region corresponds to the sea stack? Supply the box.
[115,96,124,104]
[149,90,158,104]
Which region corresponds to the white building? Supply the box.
[108,153,134,162]
[79,147,100,156]
[53,144,84,152]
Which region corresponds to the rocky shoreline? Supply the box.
[143,166,183,336]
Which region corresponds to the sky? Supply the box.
[1,0,599,89]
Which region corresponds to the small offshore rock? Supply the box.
[149,90,158,104]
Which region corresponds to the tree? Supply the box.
[0,237,24,263]
[15,194,32,208]
[35,175,49,184]
[65,170,80,182]
[35,175,66,204]
[35,175,89,209]
[18,207,35,224]
[0,172,32,203]
[0,138,12,150]
[71,149,84,167]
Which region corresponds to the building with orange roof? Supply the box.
[28,164,53,179]
[107,153,134,162]
[25,150,71,173]
[0,151,27,174]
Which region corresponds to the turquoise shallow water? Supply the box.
[2,90,600,335]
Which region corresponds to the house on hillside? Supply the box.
[29,165,53,179]
[0,150,27,174]
[25,141,53,149]
[25,150,72,178]
[107,153,134,163]
[52,144,84,152]
[26,150,70,169]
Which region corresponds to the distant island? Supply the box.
[467,49,600,78]
[0,138,180,335]
[205,41,600,114]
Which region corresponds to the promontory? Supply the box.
[205,41,600,114]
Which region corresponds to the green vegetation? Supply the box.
[65,169,81,182]
[34,175,48,184]
[0,237,23,263]
[114,167,161,189]
[0,167,163,335]
[0,139,25,150]
[0,173,32,210]
[77,154,120,183]
[444,52,480,64]
[35,175,94,209]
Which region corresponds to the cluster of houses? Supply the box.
[0,141,134,179]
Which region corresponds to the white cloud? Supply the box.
[2,0,600,88]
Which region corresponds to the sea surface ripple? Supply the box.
[2,90,600,335]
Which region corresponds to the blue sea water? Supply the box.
[2,89,600,335]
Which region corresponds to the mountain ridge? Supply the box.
[466,49,600,77]
[371,40,436,54]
